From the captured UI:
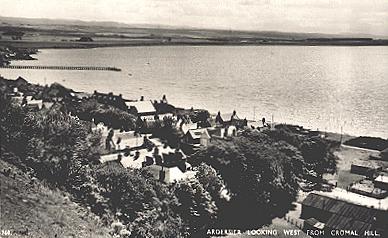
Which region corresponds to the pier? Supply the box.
[0,65,121,72]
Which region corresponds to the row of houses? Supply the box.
[97,126,196,184]
[91,91,174,120]
[94,106,253,184]
[4,79,263,185]
[9,88,55,111]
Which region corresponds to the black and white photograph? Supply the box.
[0,1,387,237]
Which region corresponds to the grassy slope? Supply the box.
[0,159,112,238]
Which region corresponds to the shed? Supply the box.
[350,162,381,176]
[300,193,387,236]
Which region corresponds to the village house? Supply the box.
[8,86,55,110]
[176,119,198,135]
[301,193,388,237]
[206,127,225,139]
[142,146,196,183]
[95,123,146,152]
[92,90,128,110]
[214,110,240,126]
[153,95,176,114]
[70,91,92,102]
[99,137,195,183]
[182,128,211,147]
[144,164,196,184]
[213,110,247,135]
[25,95,43,108]
[112,130,144,151]
[125,100,156,118]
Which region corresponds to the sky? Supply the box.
[0,0,387,36]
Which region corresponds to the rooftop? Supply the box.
[125,101,156,114]
[187,128,210,140]
[316,188,388,210]
[144,164,196,183]
[375,175,388,184]
[302,193,378,223]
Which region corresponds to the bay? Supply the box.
[1,45,387,138]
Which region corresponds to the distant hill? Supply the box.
[1,15,387,40]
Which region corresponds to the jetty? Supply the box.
[0,65,121,72]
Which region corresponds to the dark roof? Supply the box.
[326,214,372,234]
[93,91,124,101]
[304,217,320,226]
[302,193,379,232]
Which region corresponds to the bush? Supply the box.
[190,130,301,229]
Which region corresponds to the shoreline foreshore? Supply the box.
[1,75,386,151]
[2,38,388,50]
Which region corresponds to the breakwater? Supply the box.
[0,65,121,72]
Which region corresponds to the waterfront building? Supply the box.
[125,100,156,117]
[70,91,92,102]
[214,110,247,130]
[92,90,128,110]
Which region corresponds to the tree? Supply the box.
[22,105,90,186]
[152,116,182,148]
[0,96,27,153]
[173,179,218,237]
[94,163,185,237]
[189,130,301,229]
[0,55,10,66]
[195,163,227,205]
[265,125,337,179]
[75,99,137,130]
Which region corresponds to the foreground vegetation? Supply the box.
[0,159,112,238]
[0,78,339,237]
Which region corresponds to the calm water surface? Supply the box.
[1,46,387,138]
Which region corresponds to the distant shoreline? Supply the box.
[2,39,388,49]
